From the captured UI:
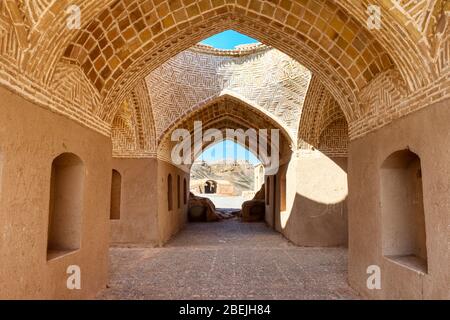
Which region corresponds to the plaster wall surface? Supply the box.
[265,175,276,230]
[348,98,450,300]
[0,86,111,299]
[111,158,159,245]
[157,160,189,245]
[281,153,348,247]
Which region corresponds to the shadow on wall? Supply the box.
[278,152,349,247]
[286,194,348,247]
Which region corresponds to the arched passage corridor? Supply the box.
[105,85,353,298]
[0,1,449,300]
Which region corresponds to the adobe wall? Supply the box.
[0,86,111,299]
[157,160,189,245]
[265,175,276,230]
[348,98,450,299]
[111,158,159,246]
[280,153,348,247]
[110,159,189,247]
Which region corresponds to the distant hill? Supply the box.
[191,161,255,195]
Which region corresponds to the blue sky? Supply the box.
[200,30,259,49]
[198,140,260,165]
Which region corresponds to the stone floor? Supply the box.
[98,220,360,300]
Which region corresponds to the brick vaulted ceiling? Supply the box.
[0,0,449,142]
[111,46,307,159]
[156,95,293,165]
[146,45,312,142]
[61,0,395,123]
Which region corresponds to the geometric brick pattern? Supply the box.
[298,75,348,155]
[157,96,291,165]
[146,45,311,142]
[434,2,450,75]
[318,118,349,157]
[358,69,408,117]
[0,0,448,147]
[112,99,139,155]
[60,0,396,124]
[298,76,329,148]
[112,80,157,157]
[350,64,450,140]
[51,59,102,114]
[337,0,447,90]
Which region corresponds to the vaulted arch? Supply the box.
[144,45,312,142]
[111,80,157,157]
[157,96,292,170]
[56,0,398,124]
[298,75,348,150]
[27,0,434,97]
[158,93,296,145]
[24,1,432,72]
[1,0,446,142]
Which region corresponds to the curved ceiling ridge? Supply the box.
[146,46,312,146]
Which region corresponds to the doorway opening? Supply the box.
[189,139,266,221]
[204,180,218,194]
